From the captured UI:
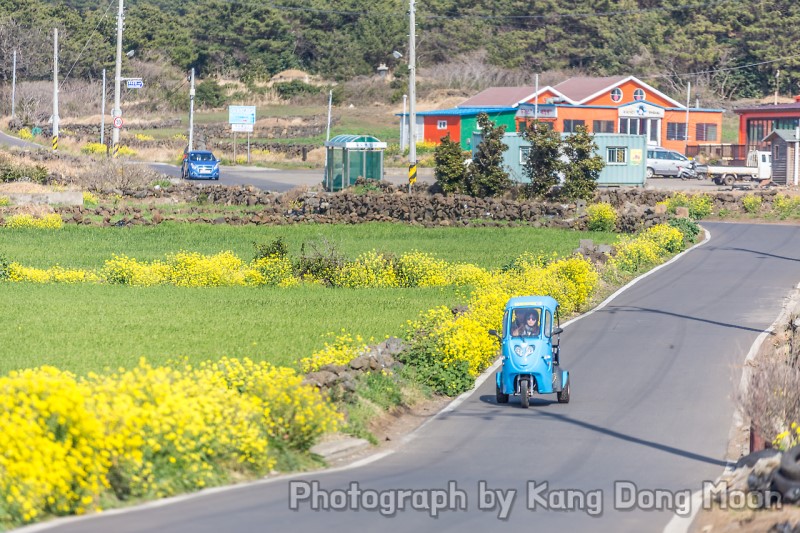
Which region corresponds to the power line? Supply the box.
[60,0,116,89]
[650,53,800,79]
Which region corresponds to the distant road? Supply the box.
[0,130,744,193]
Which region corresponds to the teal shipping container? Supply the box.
[471,132,647,187]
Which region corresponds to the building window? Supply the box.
[666,122,687,141]
[563,119,585,133]
[633,88,646,101]
[593,120,614,133]
[696,123,717,142]
[437,120,447,130]
[610,88,622,102]
[520,147,531,165]
[607,147,627,165]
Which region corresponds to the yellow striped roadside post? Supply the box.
[409,162,417,193]
[52,136,58,152]
[112,143,119,158]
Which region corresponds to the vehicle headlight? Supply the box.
[514,345,534,357]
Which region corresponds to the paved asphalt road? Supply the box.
[28,222,800,533]
[2,129,744,192]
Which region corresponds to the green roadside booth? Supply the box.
[324,134,387,192]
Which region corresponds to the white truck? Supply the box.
[702,150,772,186]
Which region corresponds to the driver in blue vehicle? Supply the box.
[512,310,540,337]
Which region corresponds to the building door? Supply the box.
[648,118,660,145]
[620,118,661,145]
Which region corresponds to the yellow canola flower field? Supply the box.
[0,358,341,528]
[405,224,688,393]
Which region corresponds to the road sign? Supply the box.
[126,79,144,89]
[231,123,254,133]
[113,117,123,128]
[228,105,256,125]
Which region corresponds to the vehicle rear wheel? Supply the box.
[779,445,800,482]
[520,380,529,409]
[722,174,735,186]
[496,384,509,404]
[557,381,570,404]
[646,167,655,179]
[772,470,800,503]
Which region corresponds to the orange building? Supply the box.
[411,76,723,154]
[514,76,722,153]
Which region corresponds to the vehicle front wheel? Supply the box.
[520,380,529,409]
[646,167,655,179]
[557,381,570,404]
[723,174,735,186]
[496,384,509,404]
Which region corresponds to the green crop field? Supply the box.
[1,223,618,375]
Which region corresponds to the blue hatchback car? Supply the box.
[182,150,220,180]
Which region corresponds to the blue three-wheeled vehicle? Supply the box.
[489,296,570,408]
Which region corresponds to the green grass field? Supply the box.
[1,223,618,375]
[2,222,617,270]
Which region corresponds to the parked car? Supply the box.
[646,147,690,178]
[181,150,220,180]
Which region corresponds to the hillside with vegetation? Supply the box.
[0,0,798,104]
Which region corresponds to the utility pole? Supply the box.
[408,0,416,194]
[11,49,16,118]
[188,67,195,151]
[101,68,106,147]
[111,0,124,158]
[400,94,407,151]
[326,89,333,141]
[684,81,691,155]
[52,28,59,152]
[774,70,781,105]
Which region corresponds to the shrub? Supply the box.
[332,251,398,288]
[772,194,800,218]
[253,237,289,261]
[394,251,449,287]
[296,238,348,285]
[134,133,154,141]
[667,217,700,244]
[17,128,33,140]
[4,214,63,229]
[662,193,712,220]
[742,195,762,214]
[81,143,108,156]
[300,331,368,373]
[0,255,9,280]
[273,80,321,100]
[586,202,617,232]
[83,191,98,207]
[0,195,10,207]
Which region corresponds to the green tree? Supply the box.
[560,126,604,201]
[521,121,563,198]
[465,113,510,197]
[195,79,226,108]
[433,134,468,194]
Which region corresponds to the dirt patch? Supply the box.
[691,505,800,532]
[0,182,58,194]
[322,394,455,468]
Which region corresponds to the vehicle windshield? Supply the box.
[510,307,542,337]
[191,153,215,162]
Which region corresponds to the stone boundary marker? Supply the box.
[5,192,83,206]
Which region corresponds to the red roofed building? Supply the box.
[406,76,723,153]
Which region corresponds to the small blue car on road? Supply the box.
[182,150,220,180]
[489,296,570,408]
